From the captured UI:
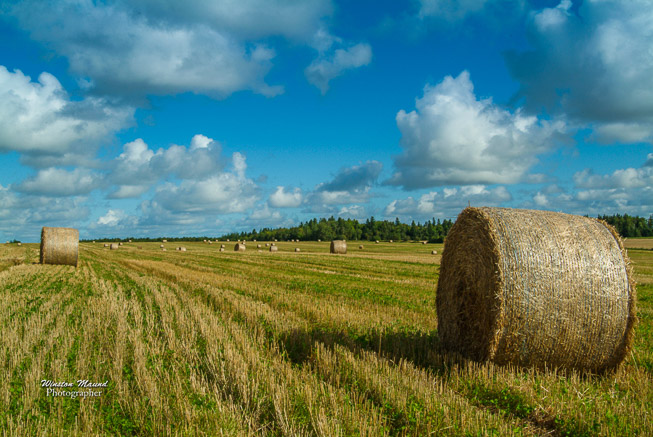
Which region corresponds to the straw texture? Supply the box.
[40,227,79,267]
[330,240,347,254]
[110,243,119,250]
[234,243,246,252]
[269,245,278,252]
[436,207,637,372]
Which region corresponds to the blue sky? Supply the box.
[1,0,652,242]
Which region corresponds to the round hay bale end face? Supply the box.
[330,240,347,254]
[110,243,119,250]
[436,207,637,372]
[269,245,278,252]
[234,243,246,252]
[40,227,79,267]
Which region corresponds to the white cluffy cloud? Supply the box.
[269,186,303,208]
[0,66,132,158]
[305,42,372,94]
[384,185,511,219]
[388,71,565,189]
[15,168,100,197]
[108,135,224,199]
[506,0,653,143]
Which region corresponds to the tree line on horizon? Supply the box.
[77,213,653,243]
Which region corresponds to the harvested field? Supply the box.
[0,240,651,436]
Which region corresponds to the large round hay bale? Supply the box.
[269,245,278,252]
[40,227,79,267]
[234,243,246,252]
[295,247,300,252]
[330,240,347,254]
[110,243,119,250]
[437,207,637,372]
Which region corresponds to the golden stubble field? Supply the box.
[0,239,651,436]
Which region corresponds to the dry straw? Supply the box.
[104,244,109,248]
[234,243,246,252]
[257,244,262,248]
[269,245,278,252]
[359,245,364,249]
[431,250,437,255]
[40,227,79,267]
[160,244,165,248]
[17,242,22,246]
[437,207,637,372]
[330,240,347,254]
[110,243,119,250]
[295,248,300,252]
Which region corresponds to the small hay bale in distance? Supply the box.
[104,243,109,248]
[160,244,164,248]
[17,242,22,246]
[162,248,167,251]
[330,240,347,254]
[128,239,132,243]
[119,242,123,246]
[162,239,167,243]
[431,250,437,255]
[295,248,300,252]
[375,240,379,243]
[179,247,186,252]
[234,243,246,252]
[437,206,637,372]
[269,245,278,252]
[40,227,79,267]
[389,240,393,243]
[359,245,364,249]
[257,244,262,248]
[110,243,119,250]
[219,248,225,252]
[220,244,225,248]
[265,243,270,247]
[318,239,321,242]
[422,241,427,245]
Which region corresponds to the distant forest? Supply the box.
[81,213,653,243]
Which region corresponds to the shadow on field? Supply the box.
[277,325,448,372]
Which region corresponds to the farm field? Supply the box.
[0,240,651,436]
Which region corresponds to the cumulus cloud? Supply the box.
[505,0,653,143]
[108,135,224,198]
[0,66,132,158]
[573,157,653,190]
[150,152,259,216]
[384,185,512,220]
[307,161,383,207]
[269,186,303,208]
[388,71,565,189]
[305,43,372,94]
[14,168,101,197]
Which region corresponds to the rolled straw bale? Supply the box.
[179,247,186,252]
[318,239,321,242]
[219,248,225,252]
[234,243,246,252]
[162,248,166,251]
[227,239,230,242]
[265,243,270,247]
[422,241,427,245]
[330,240,347,254]
[104,244,109,248]
[17,242,22,246]
[220,244,225,248]
[389,240,393,243]
[431,250,437,255]
[376,240,380,243]
[160,244,165,248]
[119,242,123,246]
[295,248,300,252]
[257,244,262,248]
[110,243,119,250]
[93,240,96,243]
[359,245,364,249]
[40,227,79,267]
[269,245,278,252]
[436,207,637,372]
[162,239,167,243]
[128,239,132,243]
